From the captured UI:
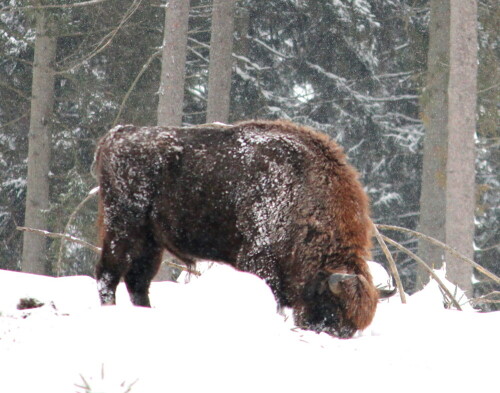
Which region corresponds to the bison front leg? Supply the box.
[236,244,287,307]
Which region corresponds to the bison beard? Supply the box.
[94,120,384,338]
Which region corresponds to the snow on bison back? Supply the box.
[94,119,391,338]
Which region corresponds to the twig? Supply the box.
[56,188,99,276]
[187,46,210,64]
[1,0,109,12]
[469,291,500,305]
[56,0,142,74]
[376,224,500,284]
[17,226,100,254]
[0,80,30,100]
[476,243,500,253]
[0,113,29,129]
[16,226,200,276]
[372,223,406,303]
[4,54,33,67]
[379,233,462,310]
[113,50,161,126]
[471,298,500,304]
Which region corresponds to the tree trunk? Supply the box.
[206,0,237,123]
[156,0,191,281]
[157,0,190,127]
[417,0,450,288]
[445,0,477,295]
[418,0,477,295]
[234,6,250,69]
[22,11,56,275]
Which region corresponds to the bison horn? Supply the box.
[377,287,397,299]
[328,273,357,295]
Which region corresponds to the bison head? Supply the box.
[295,270,394,338]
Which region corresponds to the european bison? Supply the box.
[94,120,391,338]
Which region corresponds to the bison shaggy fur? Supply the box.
[94,120,380,338]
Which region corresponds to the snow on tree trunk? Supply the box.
[445,0,477,295]
[22,11,56,275]
[206,0,237,123]
[157,0,190,127]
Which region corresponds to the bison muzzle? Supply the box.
[94,120,391,338]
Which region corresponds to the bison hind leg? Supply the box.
[124,252,163,307]
[96,265,122,306]
[97,228,163,307]
[124,237,163,307]
[96,239,127,306]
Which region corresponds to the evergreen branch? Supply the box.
[363,95,419,102]
[187,46,210,64]
[187,37,270,71]
[251,37,291,59]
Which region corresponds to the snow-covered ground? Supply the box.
[0,263,498,393]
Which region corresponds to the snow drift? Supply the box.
[0,263,498,393]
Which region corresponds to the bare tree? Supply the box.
[417,0,450,287]
[206,0,237,123]
[445,0,477,294]
[233,6,250,67]
[157,0,190,127]
[155,0,191,281]
[21,10,57,275]
[418,0,477,295]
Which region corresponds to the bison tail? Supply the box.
[96,189,105,249]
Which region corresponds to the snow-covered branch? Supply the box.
[251,37,291,59]
[1,0,109,13]
[17,226,100,254]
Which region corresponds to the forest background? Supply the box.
[0,0,498,307]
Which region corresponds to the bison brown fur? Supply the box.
[94,120,383,338]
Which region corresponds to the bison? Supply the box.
[94,120,392,338]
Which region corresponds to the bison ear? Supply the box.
[328,273,357,295]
